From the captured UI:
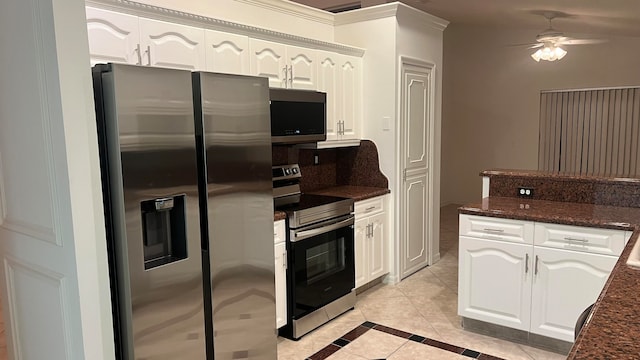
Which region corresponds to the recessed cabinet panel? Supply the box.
[534,222,628,256]
[403,68,430,172]
[86,7,140,66]
[249,39,287,88]
[205,30,249,75]
[317,51,338,141]
[401,174,428,278]
[459,236,532,331]
[139,18,206,70]
[459,215,534,244]
[530,247,617,342]
[288,45,316,90]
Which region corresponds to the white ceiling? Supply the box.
[291,0,640,37]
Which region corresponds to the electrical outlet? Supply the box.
[313,154,319,165]
[518,187,534,197]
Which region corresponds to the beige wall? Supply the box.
[441,24,640,205]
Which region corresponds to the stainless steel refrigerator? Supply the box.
[93,64,276,360]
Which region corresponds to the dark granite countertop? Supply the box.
[481,169,640,185]
[274,211,286,222]
[459,196,640,359]
[308,185,390,202]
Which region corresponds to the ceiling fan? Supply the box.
[516,12,606,62]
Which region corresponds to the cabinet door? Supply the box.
[85,7,140,66]
[400,173,428,277]
[458,236,532,331]
[274,241,287,329]
[354,218,368,288]
[205,30,249,75]
[139,18,206,70]
[368,212,387,281]
[530,247,616,342]
[337,55,361,140]
[287,45,316,90]
[317,51,339,141]
[249,39,287,88]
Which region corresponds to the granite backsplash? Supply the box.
[483,169,640,208]
[272,140,388,192]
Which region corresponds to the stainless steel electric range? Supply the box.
[273,164,356,340]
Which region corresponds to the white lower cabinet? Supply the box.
[458,236,532,331]
[274,220,287,329]
[529,246,617,341]
[458,214,629,342]
[354,196,388,288]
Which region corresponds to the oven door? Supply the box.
[289,215,355,320]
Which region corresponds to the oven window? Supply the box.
[306,238,345,284]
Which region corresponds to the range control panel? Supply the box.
[272,164,301,181]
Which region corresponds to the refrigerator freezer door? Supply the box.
[100,64,206,359]
[193,72,277,360]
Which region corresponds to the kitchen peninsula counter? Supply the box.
[461,168,640,359]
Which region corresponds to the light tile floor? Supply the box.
[277,204,568,360]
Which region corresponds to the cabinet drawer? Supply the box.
[534,223,629,256]
[459,214,534,244]
[355,196,384,216]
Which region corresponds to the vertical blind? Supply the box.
[538,87,640,176]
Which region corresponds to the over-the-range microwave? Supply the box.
[270,88,326,144]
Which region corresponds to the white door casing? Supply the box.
[399,58,435,279]
[0,0,114,359]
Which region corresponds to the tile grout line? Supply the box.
[305,321,506,360]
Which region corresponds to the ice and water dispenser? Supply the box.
[141,195,188,270]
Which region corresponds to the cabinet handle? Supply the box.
[283,250,287,270]
[288,65,293,87]
[525,253,529,274]
[144,45,151,66]
[483,228,504,233]
[282,66,288,87]
[564,237,588,243]
[534,255,539,275]
[369,223,373,238]
[365,206,376,212]
[134,44,142,65]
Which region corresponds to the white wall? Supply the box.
[441,24,640,205]
[131,0,336,41]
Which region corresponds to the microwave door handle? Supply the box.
[292,217,354,242]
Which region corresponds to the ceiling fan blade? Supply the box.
[557,39,608,45]
[507,42,542,48]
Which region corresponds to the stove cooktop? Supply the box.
[274,193,350,212]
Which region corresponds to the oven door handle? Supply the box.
[292,216,354,242]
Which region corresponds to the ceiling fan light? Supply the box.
[531,45,567,62]
[531,49,542,62]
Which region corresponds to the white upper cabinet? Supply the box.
[317,51,339,141]
[138,18,205,70]
[315,51,362,145]
[337,54,361,141]
[205,30,250,75]
[249,39,316,89]
[86,7,141,66]
[86,7,205,70]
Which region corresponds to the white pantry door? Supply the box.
[399,59,435,279]
[0,0,114,359]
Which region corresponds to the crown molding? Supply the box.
[85,0,364,56]
[334,1,449,32]
[234,0,334,26]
